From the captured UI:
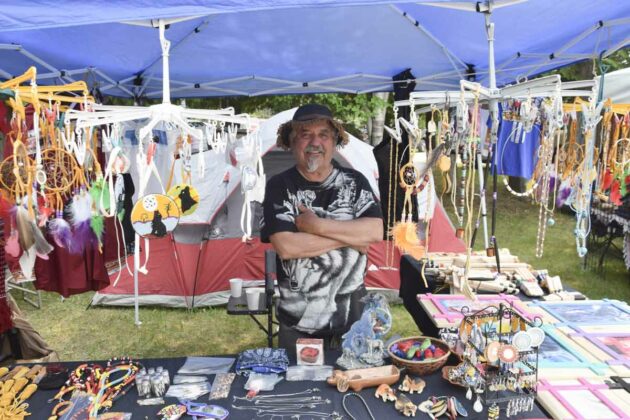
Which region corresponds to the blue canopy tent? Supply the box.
[0,0,628,98]
[0,1,628,325]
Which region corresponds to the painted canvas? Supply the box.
[131,194,181,238]
[532,300,630,325]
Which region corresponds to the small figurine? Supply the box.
[398,375,426,394]
[395,393,417,417]
[374,384,397,402]
[337,293,392,369]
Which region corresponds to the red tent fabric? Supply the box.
[93,202,464,307]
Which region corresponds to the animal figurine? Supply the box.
[398,375,426,394]
[374,384,397,402]
[395,393,417,417]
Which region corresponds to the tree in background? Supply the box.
[550,49,629,81]
[185,93,389,143]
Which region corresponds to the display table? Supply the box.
[399,255,582,338]
[589,206,628,270]
[22,351,549,419]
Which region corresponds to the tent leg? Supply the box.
[169,235,190,310]
[190,239,207,310]
[133,233,141,326]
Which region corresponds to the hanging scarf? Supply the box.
[0,218,12,334]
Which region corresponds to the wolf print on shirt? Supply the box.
[264,167,381,334]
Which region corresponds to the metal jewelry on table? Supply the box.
[343,392,376,420]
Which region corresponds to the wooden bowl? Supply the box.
[387,336,451,376]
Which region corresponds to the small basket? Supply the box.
[387,336,451,376]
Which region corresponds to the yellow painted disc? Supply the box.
[166,183,199,216]
[131,194,180,238]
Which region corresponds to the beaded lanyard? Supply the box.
[534,92,564,258]
[384,106,401,269]
[572,81,604,257]
[460,86,481,300]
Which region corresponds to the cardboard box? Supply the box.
[296,338,324,366]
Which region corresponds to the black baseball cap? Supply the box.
[292,103,334,122]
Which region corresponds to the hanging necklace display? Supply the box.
[572,80,604,258]
[459,84,482,300]
[452,95,469,239]
[435,107,453,203]
[382,106,402,270]
[167,135,199,216]
[534,92,563,258]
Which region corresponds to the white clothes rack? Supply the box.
[64,18,254,326]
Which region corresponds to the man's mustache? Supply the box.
[305,145,324,153]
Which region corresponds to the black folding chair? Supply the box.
[226,249,278,347]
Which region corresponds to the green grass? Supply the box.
[12,178,629,361]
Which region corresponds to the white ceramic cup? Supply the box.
[246,288,260,310]
[229,278,243,298]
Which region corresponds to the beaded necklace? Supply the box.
[50,358,141,419]
[572,81,604,257]
[384,106,401,269]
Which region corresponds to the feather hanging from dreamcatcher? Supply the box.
[391,220,425,260]
[5,230,20,258]
[15,205,34,252]
[31,219,54,258]
[610,180,622,206]
[89,177,110,214]
[3,201,20,258]
[88,177,107,246]
[90,214,105,246]
[69,190,95,254]
[49,211,73,249]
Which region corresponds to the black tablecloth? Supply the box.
[24,351,549,419]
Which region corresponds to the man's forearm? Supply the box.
[314,217,383,247]
[270,231,347,260]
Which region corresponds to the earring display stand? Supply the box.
[459,303,542,415]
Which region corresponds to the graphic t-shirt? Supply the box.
[261,164,382,334]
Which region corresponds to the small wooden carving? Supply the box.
[374,383,397,402]
[398,375,426,394]
[395,393,417,417]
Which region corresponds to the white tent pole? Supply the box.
[159,19,171,105]
[603,37,630,59]
[484,3,498,255]
[133,233,141,326]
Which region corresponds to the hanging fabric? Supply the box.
[0,218,11,334]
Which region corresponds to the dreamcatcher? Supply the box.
[431,107,453,202]
[391,101,425,261]
[602,114,630,205]
[2,97,54,272]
